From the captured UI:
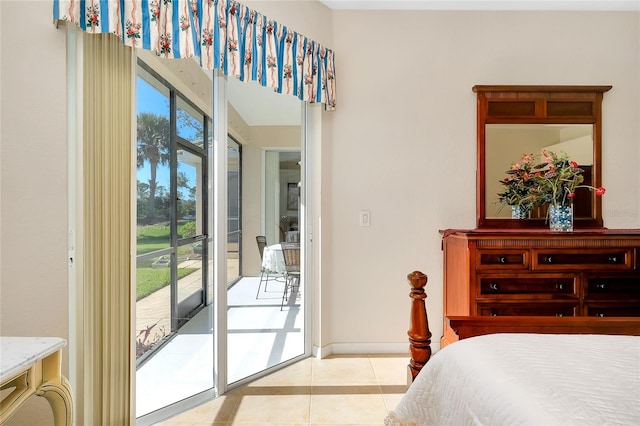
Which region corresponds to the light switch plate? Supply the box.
[359,210,370,227]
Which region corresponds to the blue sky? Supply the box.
[137,76,199,199]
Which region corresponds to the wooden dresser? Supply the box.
[441,229,640,346]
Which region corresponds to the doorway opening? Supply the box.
[134,57,310,422]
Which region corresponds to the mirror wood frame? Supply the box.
[474,85,612,230]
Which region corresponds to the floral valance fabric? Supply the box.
[53,0,336,110]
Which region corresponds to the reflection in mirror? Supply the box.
[485,124,593,219]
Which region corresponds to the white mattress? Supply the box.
[387,333,640,426]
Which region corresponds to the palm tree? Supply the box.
[137,112,170,223]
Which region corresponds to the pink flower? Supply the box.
[568,192,575,198]
[570,161,578,168]
[521,153,534,163]
[595,187,606,196]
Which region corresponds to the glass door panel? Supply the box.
[135,60,213,421]
[176,149,206,324]
[226,75,305,386]
[177,96,205,149]
[136,71,172,364]
[227,137,241,285]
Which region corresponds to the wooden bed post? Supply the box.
[407,270,432,382]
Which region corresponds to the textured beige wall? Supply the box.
[0,1,69,424]
[326,10,640,348]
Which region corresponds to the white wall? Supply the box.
[326,9,640,350]
[0,1,69,424]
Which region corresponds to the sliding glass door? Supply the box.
[225,76,307,386]
[134,58,311,422]
[135,61,213,419]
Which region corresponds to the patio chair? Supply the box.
[255,235,270,298]
[280,242,301,310]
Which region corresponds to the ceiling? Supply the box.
[318,0,640,11]
[227,76,302,127]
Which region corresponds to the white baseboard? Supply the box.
[313,341,441,359]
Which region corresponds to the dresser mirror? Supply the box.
[474,85,611,229]
[485,123,594,219]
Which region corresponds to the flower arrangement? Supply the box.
[497,150,606,214]
[532,150,606,207]
[497,153,539,212]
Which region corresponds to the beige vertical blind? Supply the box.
[82,32,133,425]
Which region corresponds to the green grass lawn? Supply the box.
[136,266,198,300]
[136,221,195,255]
[136,221,201,300]
[137,223,170,255]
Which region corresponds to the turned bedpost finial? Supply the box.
[407,270,432,382]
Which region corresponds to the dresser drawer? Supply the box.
[585,276,640,298]
[476,249,529,270]
[478,275,576,296]
[477,303,577,317]
[584,303,640,317]
[533,249,633,271]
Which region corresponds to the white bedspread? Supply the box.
[388,333,640,426]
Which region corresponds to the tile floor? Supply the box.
[155,354,411,425]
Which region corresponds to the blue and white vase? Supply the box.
[511,205,530,219]
[549,204,573,232]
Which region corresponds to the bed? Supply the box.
[389,271,640,426]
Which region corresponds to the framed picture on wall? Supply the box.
[287,182,299,210]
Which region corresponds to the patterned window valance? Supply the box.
[53,0,336,110]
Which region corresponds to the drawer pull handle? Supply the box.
[608,256,618,263]
[498,256,507,264]
[544,256,554,264]
[555,283,564,291]
[597,313,606,317]
[489,283,499,291]
[596,283,606,290]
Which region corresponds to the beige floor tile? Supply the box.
[245,357,312,388]
[368,355,411,386]
[310,393,388,425]
[158,422,227,426]
[381,393,406,413]
[158,356,413,425]
[311,356,377,385]
[155,393,240,425]
[238,384,311,396]
[231,394,311,424]
[230,424,308,426]
[230,423,308,426]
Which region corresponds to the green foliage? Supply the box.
[179,220,196,238]
[137,112,171,223]
[532,150,584,207]
[497,153,539,211]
